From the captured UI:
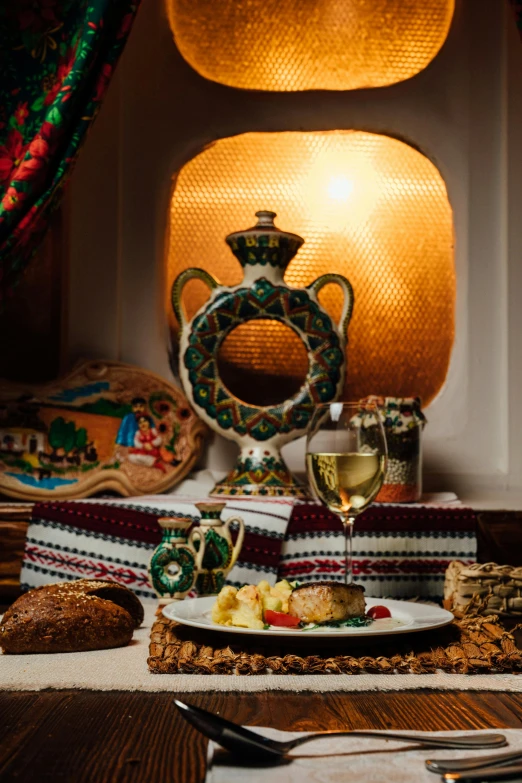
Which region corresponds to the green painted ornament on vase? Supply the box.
[172,211,354,497]
[148,517,205,603]
[194,501,245,594]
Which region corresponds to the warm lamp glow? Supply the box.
[303,148,381,232]
[327,176,354,202]
[167,131,455,405]
[167,0,455,92]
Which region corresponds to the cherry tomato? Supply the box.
[367,605,392,620]
[264,609,301,627]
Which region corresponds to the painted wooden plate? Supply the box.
[0,361,207,500]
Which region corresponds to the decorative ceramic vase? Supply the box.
[194,502,245,594]
[148,517,205,603]
[172,210,353,497]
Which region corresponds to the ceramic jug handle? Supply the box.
[171,268,219,328]
[189,527,206,571]
[224,515,245,568]
[307,274,354,342]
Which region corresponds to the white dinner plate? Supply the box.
[162,595,453,638]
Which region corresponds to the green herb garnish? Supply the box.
[302,616,374,631]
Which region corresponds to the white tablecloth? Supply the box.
[207,729,522,783]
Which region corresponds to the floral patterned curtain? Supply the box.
[0,0,141,305]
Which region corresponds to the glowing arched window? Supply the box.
[167,0,454,92]
[167,131,455,405]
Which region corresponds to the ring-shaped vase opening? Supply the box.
[217,319,310,407]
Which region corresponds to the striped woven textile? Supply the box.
[20,496,477,600]
[21,497,295,600]
[284,503,477,598]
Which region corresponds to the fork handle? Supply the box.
[443,763,522,781]
[428,750,522,774]
[289,730,507,751]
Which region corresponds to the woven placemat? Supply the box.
[148,612,522,676]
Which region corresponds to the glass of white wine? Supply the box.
[306,401,387,585]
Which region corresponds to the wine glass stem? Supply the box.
[343,516,355,585]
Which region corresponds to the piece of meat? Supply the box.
[287,581,365,624]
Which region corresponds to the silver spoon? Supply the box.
[427,750,522,775]
[174,700,507,764]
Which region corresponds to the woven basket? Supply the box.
[444,561,522,618]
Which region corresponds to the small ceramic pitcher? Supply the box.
[194,502,245,594]
[148,517,205,603]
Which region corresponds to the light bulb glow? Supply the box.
[327,175,354,201]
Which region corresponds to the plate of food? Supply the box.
[162,580,453,638]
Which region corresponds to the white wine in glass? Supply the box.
[306,402,387,585]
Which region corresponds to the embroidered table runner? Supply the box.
[284,502,476,597]
[20,492,477,600]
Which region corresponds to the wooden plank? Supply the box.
[0,512,30,601]
[1,691,522,783]
[477,511,522,565]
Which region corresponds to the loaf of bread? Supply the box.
[0,579,144,654]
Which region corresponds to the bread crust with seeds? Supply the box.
[0,580,144,654]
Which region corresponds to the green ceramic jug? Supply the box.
[194,501,245,594]
[148,517,205,603]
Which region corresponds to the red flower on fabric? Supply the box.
[15,122,59,183]
[44,50,76,106]
[16,204,38,233]
[0,130,28,185]
[2,187,26,212]
[17,0,60,34]
[14,103,29,126]
[13,205,48,249]
[93,63,113,103]
[118,12,134,39]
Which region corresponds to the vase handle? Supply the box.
[224,515,245,569]
[189,527,206,572]
[171,268,219,329]
[307,273,354,342]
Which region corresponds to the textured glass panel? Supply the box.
[167,131,455,405]
[167,0,454,91]
[218,320,310,406]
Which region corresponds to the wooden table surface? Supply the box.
[2,690,522,783]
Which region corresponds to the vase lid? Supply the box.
[225,211,304,270]
[226,210,303,243]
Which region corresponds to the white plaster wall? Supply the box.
[66,0,522,498]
